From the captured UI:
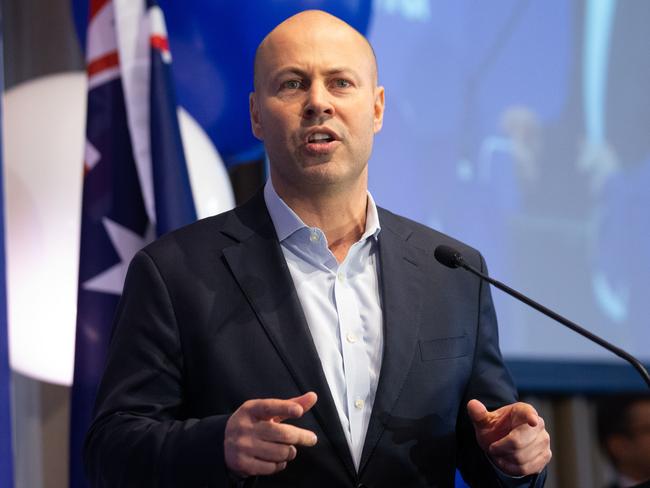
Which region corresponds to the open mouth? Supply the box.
[302,127,341,155]
[307,132,336,143]
[303,129,340,155]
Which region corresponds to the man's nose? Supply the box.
[303,83,334,119]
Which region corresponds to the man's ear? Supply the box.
[373,86,385,133]
[250,92,264,140]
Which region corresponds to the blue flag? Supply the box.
[69,1,196,486]
[0,4,15,487]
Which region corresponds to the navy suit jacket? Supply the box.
[84,191,544,487]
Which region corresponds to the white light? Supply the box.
[3,72,234,385]
[3,73,85,385]
[179,107,235,218]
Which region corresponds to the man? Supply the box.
[84,10,551,487]
[596,395,650,488]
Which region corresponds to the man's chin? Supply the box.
[300,154,334,166]
[298,164,366,191]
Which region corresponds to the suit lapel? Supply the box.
[359,210,428,473]
[220,193,357,478]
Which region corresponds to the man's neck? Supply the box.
[273,179,368,263]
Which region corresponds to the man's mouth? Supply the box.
[303,129,340,155]
[307,133,335,143]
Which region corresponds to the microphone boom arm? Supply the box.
[454,255,650,389]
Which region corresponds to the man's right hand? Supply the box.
[224,392,318,477]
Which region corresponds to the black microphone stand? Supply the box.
[435,245,650,389]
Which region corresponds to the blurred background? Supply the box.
[1,0,649,486]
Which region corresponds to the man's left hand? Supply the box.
[467,399,552,477]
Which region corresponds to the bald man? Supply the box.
[85,10,550,488]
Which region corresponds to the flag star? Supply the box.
[85,140,101,173]
[82,217,155,296]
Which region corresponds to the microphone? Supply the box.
[434,245,465,269]
[434,245,650,389]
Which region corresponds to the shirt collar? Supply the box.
[264,179,381,243]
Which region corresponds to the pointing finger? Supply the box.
[248,399,304,421]
[286,392,318,417]
[510,402,539,428]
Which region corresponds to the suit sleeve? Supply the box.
[84,250,232,488]
[455,253,547,488]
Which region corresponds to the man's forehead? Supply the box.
[253,10,377,87]
[263,40,370,76]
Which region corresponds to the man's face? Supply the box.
[250,12,385,195]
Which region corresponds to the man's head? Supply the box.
[249,10,384,198]
[596,395,650,482]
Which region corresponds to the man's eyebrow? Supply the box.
[323,67,361,79]
[270,66,361,80]
[271,67,308,80]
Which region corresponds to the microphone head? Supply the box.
[434,245,465,269]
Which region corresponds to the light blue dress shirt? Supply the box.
[264,180,384,470]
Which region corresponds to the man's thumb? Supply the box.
[467,399,490,427]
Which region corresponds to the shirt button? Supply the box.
[309,232,319,242]
[346,332,357,344]
[354,399,364,410]
[337,272,345,282]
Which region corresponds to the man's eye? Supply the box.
[282,80,302,90]
[333,79,351,88]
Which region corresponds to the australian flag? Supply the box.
[69,1,196,486]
